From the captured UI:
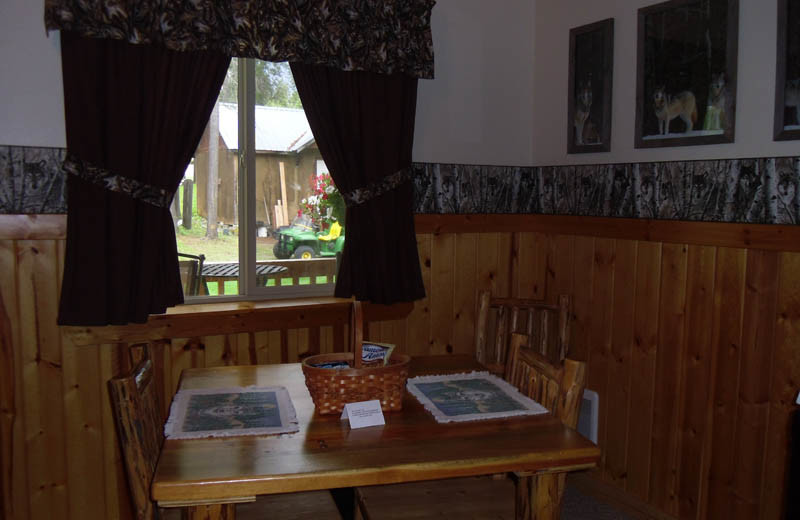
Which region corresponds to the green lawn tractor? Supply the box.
[272,216,345,260]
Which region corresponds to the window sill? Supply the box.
[62,297,413,346]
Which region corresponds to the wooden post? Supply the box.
[515,473,565,520]
[274,201,284,228]
[474,291,491,366]
[206,101,219,239]
[557,294,570,361]
[279,162,289,225]
[182,179,193,230]
[186,503,236,519]
[261,175,272,228]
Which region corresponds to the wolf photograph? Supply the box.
[775,0,800,140]
[568,18,613,154]
[636,0,737,148]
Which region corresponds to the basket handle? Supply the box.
[351,301,364,368]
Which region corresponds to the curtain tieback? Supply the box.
[63,154,173,208]
[342,166,413,207]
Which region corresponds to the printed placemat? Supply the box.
[406,371,548,423]
[164,386,298,439]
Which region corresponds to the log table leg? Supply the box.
[515,473,566,520]
[186,503,236,520]
[330,487,359,520]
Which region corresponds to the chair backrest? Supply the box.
[474,291,571,377]
[178,252,205,296]
[108,345,164,520]
[506,333,586,428]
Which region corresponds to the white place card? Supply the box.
[340,399,385,429]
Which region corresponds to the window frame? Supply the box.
[184,58,337,303]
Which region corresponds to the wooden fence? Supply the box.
[261,257,338,286]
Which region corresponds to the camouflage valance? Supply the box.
[44,0,436,79]
[342,166,414,207]
[62,154,173,209]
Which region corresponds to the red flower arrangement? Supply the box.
[299,172,345,230]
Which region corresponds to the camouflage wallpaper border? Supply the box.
[3,145,799,225]
[0,145,66,214]
[412,159,800,225]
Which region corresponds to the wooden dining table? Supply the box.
[152,355,600,519]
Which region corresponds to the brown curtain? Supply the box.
[57,31,230,325]
[290,63,425,304]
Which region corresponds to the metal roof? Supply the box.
[217,102,315,153]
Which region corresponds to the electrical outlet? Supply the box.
[577,388,599,444]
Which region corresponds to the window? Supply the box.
[172,59,344,300]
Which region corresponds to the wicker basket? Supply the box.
[301,302,410,414]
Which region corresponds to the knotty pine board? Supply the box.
[626,240,662,502]
[703,247,746,520]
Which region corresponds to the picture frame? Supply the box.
[634,0,738,149]
[774,0,800,141]
[568,18,614,154]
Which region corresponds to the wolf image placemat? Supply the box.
[406,371,548,424]
[164,386,298,439]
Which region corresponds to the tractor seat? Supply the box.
[318,221,342,241]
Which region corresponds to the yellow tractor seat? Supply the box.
[318,221,342,242]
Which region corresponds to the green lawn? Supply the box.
[174,181,274,262]
[203,276,333,296]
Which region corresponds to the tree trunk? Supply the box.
[206,101,219,239]
[182,179,193,230]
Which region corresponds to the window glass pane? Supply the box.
[174,58,343,300]
[254,60,343,288]
[174,58,240,298]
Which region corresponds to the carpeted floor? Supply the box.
[562,482,634,520]
[353,475,637,520]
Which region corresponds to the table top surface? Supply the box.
[201,262,287,278]
[151,355,600,504]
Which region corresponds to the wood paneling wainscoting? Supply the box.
[403,215,800,520]
[1,214,798,520]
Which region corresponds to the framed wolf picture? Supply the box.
[774,0,800,141]
[634,0,739,148]
[568,18,614,154]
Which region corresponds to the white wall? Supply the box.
[412,0,536,166]
[0,0,538,166]
[533,0,800,166]
[3,0,795,168]
[0,0,65,147]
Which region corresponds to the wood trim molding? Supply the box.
[63,298,413,346]
[5,213,799,252]
[0,215,66,240]
[414,214,800,252]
